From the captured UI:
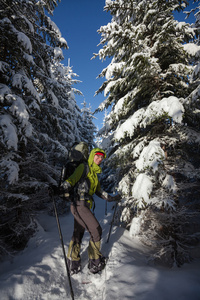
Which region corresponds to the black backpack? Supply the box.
[59,142,89,201]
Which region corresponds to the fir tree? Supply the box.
[184,2,200,130]
[95,0,200,266]
[0,0,83,256]
[80,100,97,150]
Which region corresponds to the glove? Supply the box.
[60,180,71,192]
[48,184,59,196]
[111,194,122,202]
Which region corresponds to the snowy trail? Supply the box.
[0,196,200,300]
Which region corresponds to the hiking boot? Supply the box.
[67,258,81,275]
[88,256,106,274]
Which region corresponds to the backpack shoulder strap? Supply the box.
[80,161,89,180]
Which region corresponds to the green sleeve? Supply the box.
[96,180,101,192]
[66,163,85,187]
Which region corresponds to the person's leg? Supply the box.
[67,218,85,257]
[67,208,85,274]
[70,202,106,273]
[87,239,106,273]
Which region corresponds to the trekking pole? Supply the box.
[106,201,118,243]
[105,200,107,216]
[51,193,75,300]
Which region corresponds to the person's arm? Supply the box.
[61,163,85,191]
[96,188,121,202]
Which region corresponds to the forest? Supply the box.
[0,0,200,269]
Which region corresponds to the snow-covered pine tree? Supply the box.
[184,2,200,130]
[80,100,97,150]
[95,0,200,266]
[47,55,84,164]
[0,0,83,257]
[97,109,117,192]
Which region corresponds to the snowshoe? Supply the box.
[88,256,106,274]
[67,258,81,275]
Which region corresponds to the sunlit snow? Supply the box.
[0,197,199,300]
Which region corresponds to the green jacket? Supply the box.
[66,147,106,208]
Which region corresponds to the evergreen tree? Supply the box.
[0,0,83,256]
[80,100,97,150]
[97,109,117,192]
[184,2,200,130]
[95,0,200,266]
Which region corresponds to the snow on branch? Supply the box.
[114,96,184,141]
[131,173,153,208]
[0,115,18,151]
[12,73,40,101]
[17,32,32,53]
[0,159,19,184]
[0,84,11,102]
[183,43,200,57]
[135,140,165,173]
[46,16,68,48]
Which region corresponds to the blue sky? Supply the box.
[52,0,112,129]
[52,0,197,129]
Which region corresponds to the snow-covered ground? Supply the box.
[0,196,200,300]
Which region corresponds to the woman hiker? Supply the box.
[60,147,121,275]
